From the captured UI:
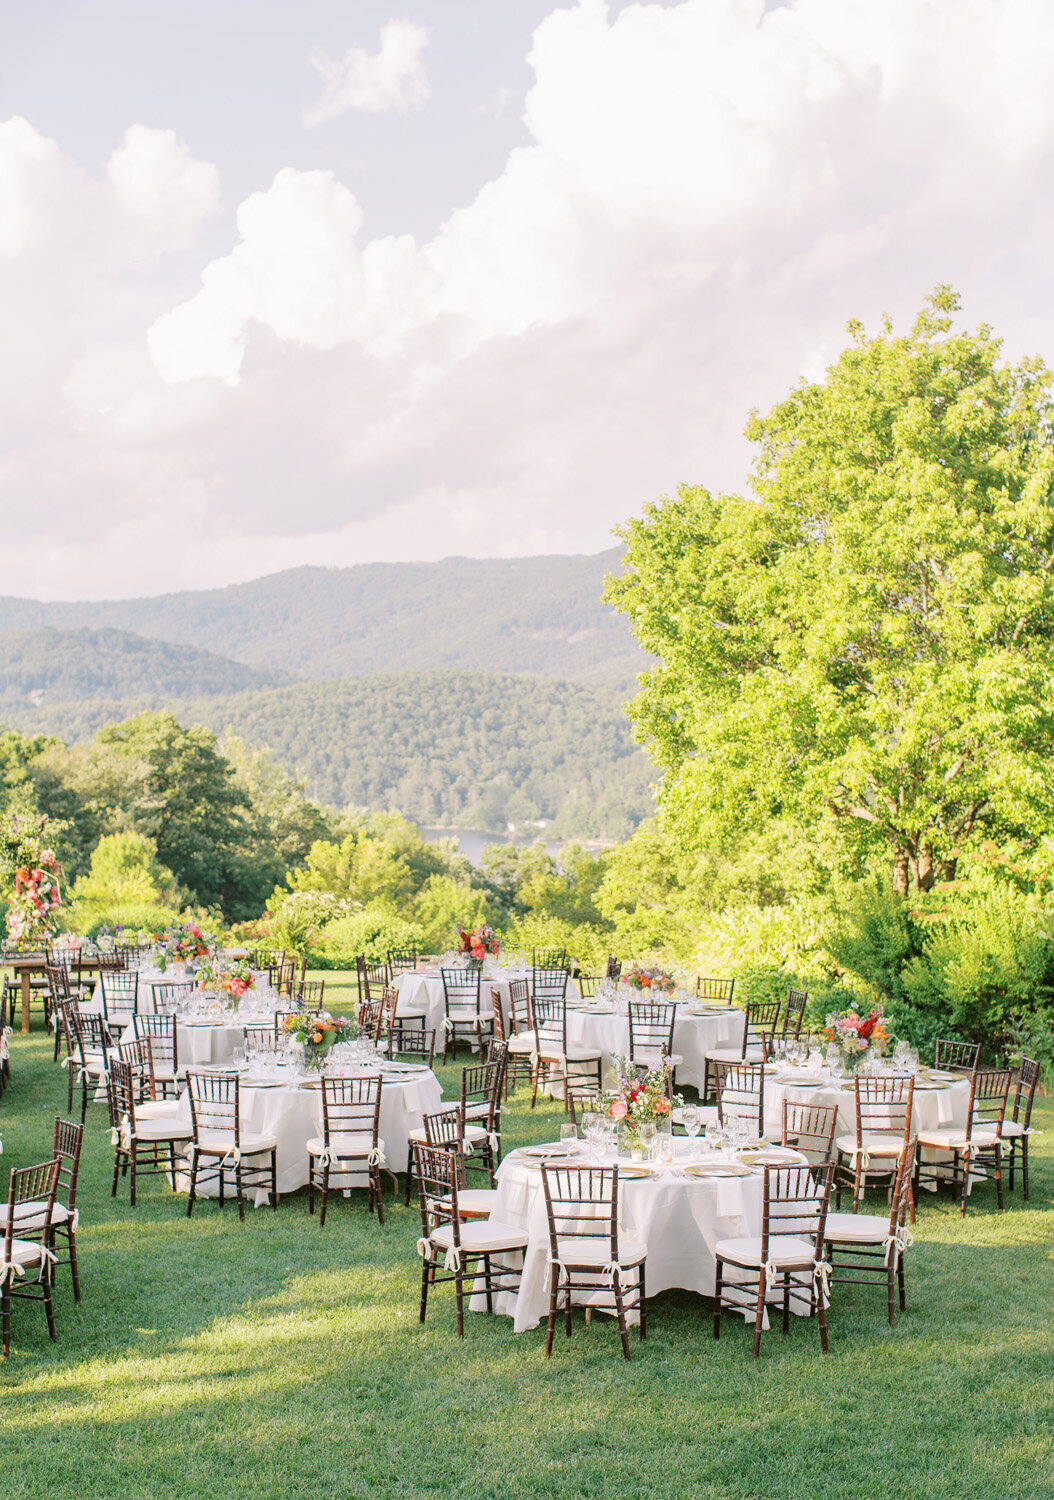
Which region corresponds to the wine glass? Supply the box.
[639,1121,657,1160]
[704,1117,722,1154]
[682,1103,701,1157]
[580,1111,598,1161]
[559,1122,579,1154]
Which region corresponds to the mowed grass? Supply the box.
[1,976,1053,1500]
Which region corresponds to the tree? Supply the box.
[96,712,253,916]
[607,290,1054,896]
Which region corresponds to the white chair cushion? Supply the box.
[195,1129,276,1155]
[917,1126,999,1150]
[824,1211,895,1245]
[430,1219,528,1255]
[0,1201,70,1231]
[706,1046,764,1062]
[306,1133,376,1157]
[133,1118,193,1142]
[1,1238,43,1271]
[554,1237,646,1268]
[136,1099,184,1122]
[453,1188,498,1218]
[714,1233,818,1268]
[634,1052,683,1069]
[464,1101,491,1120]
[564,1050,602,1064]
[836,1131,907,1158]
[507,1032,537,1054]
[998,1120,1026,1137]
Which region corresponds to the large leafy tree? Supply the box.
[97,711,253,916]
[607,290,1054,895]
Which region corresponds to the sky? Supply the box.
[3,0,1054,600]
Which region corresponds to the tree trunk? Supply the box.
[917,844,935,891]
[892,849,910,898]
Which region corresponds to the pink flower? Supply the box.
[610,1100,628,1120]
[654,1096,671,1115]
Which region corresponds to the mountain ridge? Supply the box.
[0,548,646,692]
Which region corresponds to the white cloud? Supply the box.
[303,18,430,124]
[8,1,1054,598]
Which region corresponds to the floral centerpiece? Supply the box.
[156,922,214,972]
[823,1005,889,1074]
[622,963,676,995]
[598,1057,680,1154]
[1,817,63,948]
[282,1011,356,1070]
[456,925,500,965]
[196,958,255,999]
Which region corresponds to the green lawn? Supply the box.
[1,981,1053,1499]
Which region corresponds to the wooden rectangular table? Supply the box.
[5,953,103,1033]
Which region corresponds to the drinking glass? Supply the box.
[231,1046,246,1070]
[682,1104,701,1157]
[704,1117,722,1154]
[580,1111,598,1161]
[639,1121,657,1160]
[559,1122,579,1154]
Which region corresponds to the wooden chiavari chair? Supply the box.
[540,1163,647,1361]
[714,1163,834,1358]
[835,1075,915,1214]
[185,1072,278,1220]
[2,1157,61,1360]
[413,1143,527,1338]
[825,1139,917,1327]
[307,1075,385,1227]
[1002,1056,1040,1199]
[916,1066,1011,1216]
[107,1058,191,1208]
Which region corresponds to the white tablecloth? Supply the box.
[393,967,580,1038]
[560,1002,745,1092]
[763,1068,971,1136]
[473,1142,815,1332]
[169,1064,443,1203]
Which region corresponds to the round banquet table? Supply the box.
[167,1062,444,1205]
[393,966,581,1037]
[559,1000,745,1092]
[470,1140,817,1332]
[763,1065,971,1137]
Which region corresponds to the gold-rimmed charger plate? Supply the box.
[683,1162,753,1179]
[740,1148,809,1167]
[615,1163,658,1179]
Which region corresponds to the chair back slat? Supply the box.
[781,1100,838,1165]
[714,1061,765,1137]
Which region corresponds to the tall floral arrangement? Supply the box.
[196,958,255,998]
[1,816,63,946]
[598,1057,679,1148]
[156,922,214,970]
[457,925,500,962]
[823,1005,889,1071]
[622,963,676,994]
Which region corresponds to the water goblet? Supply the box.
[559,1122,579,1155]
[682,1104,701,1157]
[654,1134,675,1169]
[638,1121,657,1161]
[580,1111,598,1161]
[704,1117,722,1155]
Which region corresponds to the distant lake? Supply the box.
[418,826,565,867]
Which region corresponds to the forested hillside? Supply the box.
[2,671,654,838]
[0,549,647,692]
[0,627,284,705]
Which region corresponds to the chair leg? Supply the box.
[455,1269,465,1338]
[43,1269,57,1342]
[419,1259,430,1324]
[374,1167,384,1227]
[129,1150,137,1209]
[817,1285,829,1353]
[897,1256,906,1313]
[1022,1139,1030,1201]
[68,1229,81,1303]
[713,1261,723,1340]
[752,1277,765,1358]
[545,1267,558,1357]
[887,1258,896,1327]
[319,1164,330,1228]
[614,1283,631,1361]
[638,1262,646,1340]
[994,1147,1004,1212]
